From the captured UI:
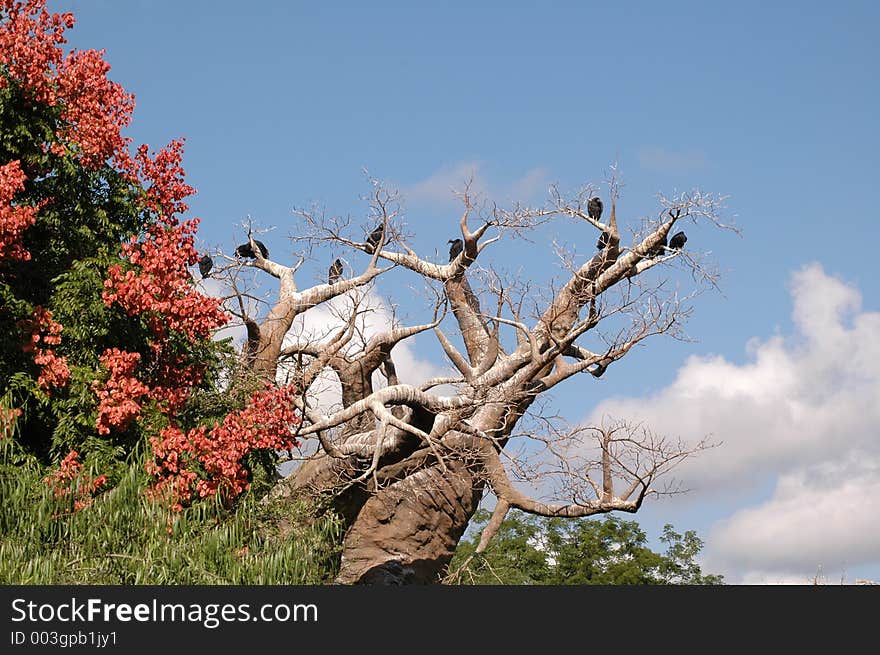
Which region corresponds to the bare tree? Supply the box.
[214,172,733,584]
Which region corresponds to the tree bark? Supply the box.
[335,460,484,584]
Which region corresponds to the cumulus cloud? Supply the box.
[708,459,880,578]
[586,264,880,581]
[280,287,451,412]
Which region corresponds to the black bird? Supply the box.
[596,232,609,249]
[588,197,603,221]
[328,258,343,285]
[365,224,384,254]
[647,234,668,258]
[448,238,463,261]
[669,231,687,251]
[198,254,213,278]
[235,239,269,259]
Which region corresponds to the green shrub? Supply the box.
[0,438,342,585]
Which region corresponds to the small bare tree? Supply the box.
[210,171,732,584]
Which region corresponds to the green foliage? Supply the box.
[0,80,147,462]
[1,15,340,584]
[0,439,343,584]
[0,72,232,474]
[0,82,142,298]
[449,509,723,585]
[449,509,551,585]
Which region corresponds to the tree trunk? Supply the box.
[334,459,483,584]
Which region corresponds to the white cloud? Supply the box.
[197,269,449,410]
[400,161,549,207]
[591,264,880,490]
[504,167,550,201]
[586,264,880,581]
[281,288,451,412]
[401,161,485,206]
[195,275,248,345]
[708,460,880,577]
[738,571,820,585]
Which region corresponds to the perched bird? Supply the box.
[588,197,603,221]
[647,234,668,258]
[596,232,609,249]
[328,258,343,285]
[198,254,213,278]
[365,224,384,254]
[669,231,687,250]
[448,238,463,262]
[235,239,269,259]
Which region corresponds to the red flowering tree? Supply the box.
[0,0,287,511]
[148,384,302,510]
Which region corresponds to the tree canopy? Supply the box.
[0,0,291,509]
[450,509,723,585]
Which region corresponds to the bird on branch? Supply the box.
[448,238,463,261]
[365,224,384,254]
[328,258,343,285]
[669,231,687,250]
[234,239,269,259]
[588,196,603,221]
[198,254,213,278]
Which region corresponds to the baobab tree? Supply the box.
[211,175,730,584]
[0,0,733,585]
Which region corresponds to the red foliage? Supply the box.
[97,141,229,436]
[44,450,107,513]
[0,0,134,169]
[0,405,21,440]
[0,0,72,105]
[54,47,135,168]
[19,305,70,391]
[102,141,228,344]
[93,348,150,436]
[143,342,209,414]
[3,2,286,513]
[148,385,302,509]
[135,139,194,218]
[0,160,43,261]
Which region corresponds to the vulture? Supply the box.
[328,258,343,285]
[234,239,269,259]
[669,231,687,250]
[596,232,609,250]
[198,254,213,279]
[588,196,603,221]
[647,234,668,258]
[448,238,463,261]
[365,224,384,254]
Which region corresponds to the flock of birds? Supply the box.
[197,239,269,279]
[195,203,686,283]
[588,196,687,257]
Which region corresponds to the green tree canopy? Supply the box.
[450,509,723,585]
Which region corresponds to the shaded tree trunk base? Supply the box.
[335,461,484,585]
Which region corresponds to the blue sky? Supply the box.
[51,0,879,583]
